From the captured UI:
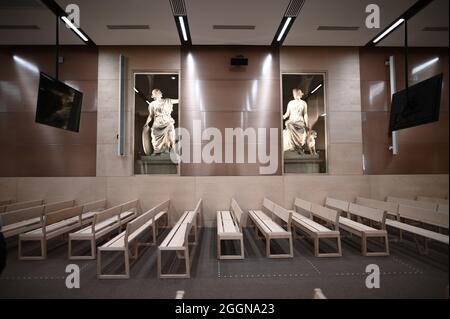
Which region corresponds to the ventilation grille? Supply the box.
[422,27,449,32]
[317,26,359,31]
[213,25,255,30]
[170,0,186,16]
[0,25,40,30]
[285,0,305,17]
[0,0,43,8]
[107,25,150,30]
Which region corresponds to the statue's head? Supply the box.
[292,88,303,99]
[151,89,163,100]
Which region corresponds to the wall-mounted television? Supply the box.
[35,72,83,132]
[389,73,443,132]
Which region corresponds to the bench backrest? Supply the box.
[325,197,350,213]
[386,196,437,212]
[310,203,339,228]
[94,205,121,225]
[1,205,45,226]
[3,199,44,213]
[356,197,399,216]
[398,205,449,229]
[126,200,170,240]
[263,198,292,228]
[230,198,244,228]
[120,199,139,214]
[416,196,449,205]
[348,203,386,226]
[44,200,75,213]
[193,199,202,218]
[437,204,449,215]
[293,198,312,217]
[0,199,12,206]
[262,198,275,216]
[82,199,107,213]
[45,205,83,226]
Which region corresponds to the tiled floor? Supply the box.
[0,228,448,299]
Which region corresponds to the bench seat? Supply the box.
[247,199,293,258]
[97,201,170,279]
[158,200,202,279]
[288,199,342,257]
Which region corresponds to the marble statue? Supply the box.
[283,88,310,153]
[142,89,179,155]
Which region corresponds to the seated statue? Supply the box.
[142,89,179,155]
[283,88,309,154]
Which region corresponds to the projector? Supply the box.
[231,55,248,66]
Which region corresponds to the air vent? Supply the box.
[284,0,305,17]
[170,0,186,16]
[107,25,150,30]
[0,0,43,8]
[213,25,255,30]
[317,26,359,31]
[422,27,449,32]
[0,25,40,30]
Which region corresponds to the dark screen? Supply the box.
[389,73,442,132]
[35,72,83,132]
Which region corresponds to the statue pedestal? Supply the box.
[284,151,324,173]
[136,153,177,174]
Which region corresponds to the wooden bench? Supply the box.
[397,205,449,230]
[385,219,448,254]
[325,198,389,256]
[356,197,399,219]
[248,198,293,258]
[17,200,106,260]
[97,200,170,279]
[158,199,202,279]
[217,198,244,260]
[387,196,437,212]
[1,199,44,214]
[0,200,75,239]
[416,196,449,206]
[287,198,342,257]
[68,199,139,260]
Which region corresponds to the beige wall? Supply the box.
[1,175,447,227]
[97,46,180,176]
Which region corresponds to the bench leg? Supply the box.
[19,238,46,260]
[184,247,190,279]
[97,249,130,279]
[240,236,245,259]
[217,237,221,259]
[157,249,162,278]
[316,235,342,258]
[363,233,390,257]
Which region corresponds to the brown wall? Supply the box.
[180,46,282,176]
[280,47,363,175]
[360,47,449,174]
[0,45,98,177]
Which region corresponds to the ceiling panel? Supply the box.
[285,0,416,46]
[378,0,449,47]
[0,0,447,46]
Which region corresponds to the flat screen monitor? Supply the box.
[389,73,443,132]
[35,72,83,132]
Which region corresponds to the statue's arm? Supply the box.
[170,99,179,104]
[283,103,291,120]
[145,104,153,126]
[303,102,309,128]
